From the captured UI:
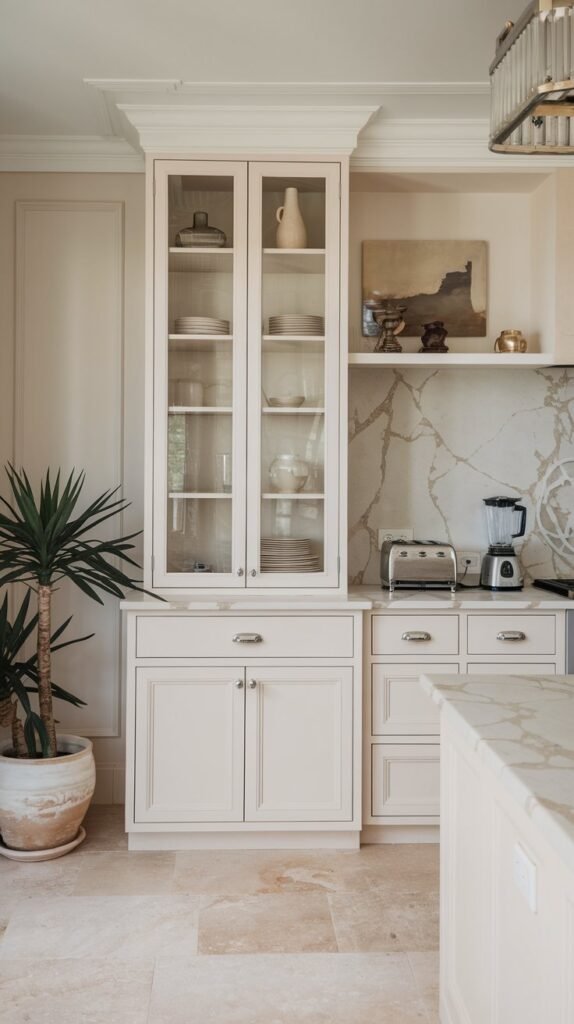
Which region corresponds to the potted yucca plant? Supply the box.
[0,466,153,858]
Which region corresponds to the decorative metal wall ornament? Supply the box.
[490,1,574,154]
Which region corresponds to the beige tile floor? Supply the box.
[0,806,439,1023]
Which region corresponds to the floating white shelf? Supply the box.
[261,493,325,500]
[168,492,232,500]
[262,407,324,415]
[348,352,559,369]
[168,406,232,414]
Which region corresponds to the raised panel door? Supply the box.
[244,666,353,821]
[134,667,245,822]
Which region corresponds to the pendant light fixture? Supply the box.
[490,1,574,153]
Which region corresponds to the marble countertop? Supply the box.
[350,584,574,610]
[120,593,372,611]
[421,672,574,874]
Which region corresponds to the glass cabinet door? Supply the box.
[246,163,341,587]
[153,161,247,587]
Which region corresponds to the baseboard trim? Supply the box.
[361,824,440,844]
[93,763,125,805]
[128,830,361,851]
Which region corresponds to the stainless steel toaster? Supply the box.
[380,540,457,593]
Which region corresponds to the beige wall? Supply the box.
[0,172,145,800]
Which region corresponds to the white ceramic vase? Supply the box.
[0,735,96,856]
[276,188,307,249]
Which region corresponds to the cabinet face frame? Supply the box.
[152,159,248,589]
[246,161,341,588]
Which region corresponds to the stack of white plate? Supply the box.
[268,315,324,336]
[260,537,321,573]
[174,316,230,335]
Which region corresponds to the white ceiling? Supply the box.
[0,0,526,137]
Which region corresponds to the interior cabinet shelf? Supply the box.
[168,248,234,272]
[262,493,325,500]
[168,492,232,499]
[168,406,233,414]
[348,352,559,369]
[261,407,324,415]
[168,335,233,347]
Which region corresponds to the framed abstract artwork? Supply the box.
[362,240,487,338]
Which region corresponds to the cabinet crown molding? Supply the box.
[114,103,378,155]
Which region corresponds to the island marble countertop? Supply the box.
[350,584,574,610]
[421,672,574,875]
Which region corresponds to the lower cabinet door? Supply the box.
[244,667,354,822]
[371,743,440,818]
[134,667,245,823]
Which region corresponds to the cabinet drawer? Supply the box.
[467,615,556,656]
[371,743,440,818]
[372,615,459,656]
[467,662,556,675]
[136,615,354,659]
[372,662,458,736]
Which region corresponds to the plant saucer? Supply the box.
[0,825,86,862]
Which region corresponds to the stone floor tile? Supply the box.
[336,843,440,894]
[80,805,128,851]
[73,851,175,895]
[173,850,344,895]
[148,953,429,1023]
[408,951,440,1018]
[329,890,439,953]
[0,957,153,1023]
[1,895,200,960]
[198,893,338,954]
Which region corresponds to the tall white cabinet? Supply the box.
[150,159,344,591]
[124,152,363,850]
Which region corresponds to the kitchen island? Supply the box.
[421,672,574,1024]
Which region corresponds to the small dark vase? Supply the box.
[175,212,227,248]
[419,321,449,353]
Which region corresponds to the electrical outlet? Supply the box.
[378,527,414,549]
[457,550,481,574]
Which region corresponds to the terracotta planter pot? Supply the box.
[0,735,95,852]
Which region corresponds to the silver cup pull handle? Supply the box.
[232,633,263,644]
[401,630,432,642]
[497,630,526,641]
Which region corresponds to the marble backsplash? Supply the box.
[348,366,574,585]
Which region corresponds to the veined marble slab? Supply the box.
[421,672,574,874]
[351,584,574,610]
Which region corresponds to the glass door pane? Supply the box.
[154,161,247,587]
[247,164,340,587]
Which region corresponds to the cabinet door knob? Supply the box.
[235,679,244,689]
[232,633,263,644]
[248,679,257,689]
[236,567,244,577]
[496,630,526,641]
[249,569,257,577]
[401,630,432,642]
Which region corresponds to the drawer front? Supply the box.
[467,615,556,656]
[371,743,440,818]
[372,662,459,736]
[136,615,354,659]
[372,614,459,656]
[467,662,556,675]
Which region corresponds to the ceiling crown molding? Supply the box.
[0,135,143,172]
[352,117,574,170]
